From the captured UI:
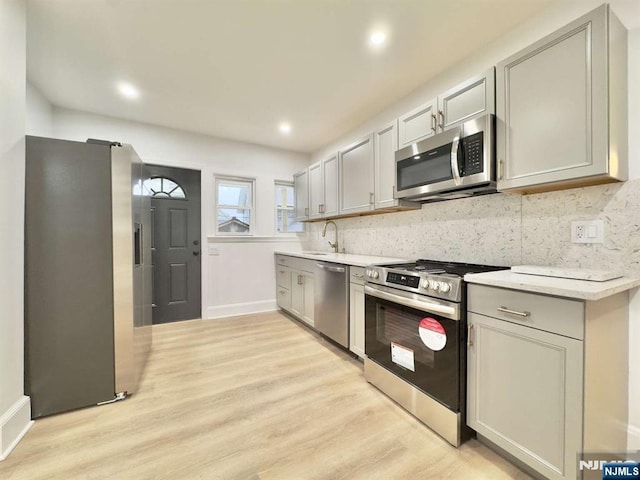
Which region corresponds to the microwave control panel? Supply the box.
[460,132,483,176]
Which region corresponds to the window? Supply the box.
[215,176,254,235]
[275,181,303,234]
[146,177,186,199]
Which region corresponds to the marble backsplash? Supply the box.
[302,179,640,277]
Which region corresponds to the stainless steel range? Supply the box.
[363,260,506,446]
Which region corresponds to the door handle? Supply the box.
[193,251,200,256]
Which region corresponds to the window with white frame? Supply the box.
[215,176,255,235]
[275,181,303,234]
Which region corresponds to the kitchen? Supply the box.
[1,0,640,478]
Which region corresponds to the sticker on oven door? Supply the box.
[419,317,447,351]
[390,342,415,372]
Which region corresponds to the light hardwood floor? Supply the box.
[1,311,530,480]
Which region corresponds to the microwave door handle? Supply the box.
[450,132,462,186]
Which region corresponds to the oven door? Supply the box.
[364,284,462,411]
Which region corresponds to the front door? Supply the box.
[147,165,201,324]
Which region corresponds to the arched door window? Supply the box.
[145,177,186,199]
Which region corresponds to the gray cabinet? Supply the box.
[496,4,627,192]
[467,283,629,480]
[397,69,495,149]
[339,134,374,215]
[293,169,309,222]
[348,266,366,358]
[308,162,323,220]
[398,99,437,149]
[276,255,314,327]
[437,68,495,132]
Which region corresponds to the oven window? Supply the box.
[365,293,461,411]
[378,306,435,368]
[397,143,453,191]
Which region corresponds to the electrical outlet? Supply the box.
[571,220,604,244]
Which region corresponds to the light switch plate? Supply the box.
[571,220,604,244]
[208,246,220,256]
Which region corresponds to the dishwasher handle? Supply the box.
[316,263,346,273]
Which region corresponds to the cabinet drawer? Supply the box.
[276,266,291,289]
[468,284,584,340]
[277,286,291,311]
[350,266,365,285]
[276,255,290,267]
[276,255,315,274]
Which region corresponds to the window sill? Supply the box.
[208,235,304,243]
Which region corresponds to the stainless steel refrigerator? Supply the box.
[24,136,152,418]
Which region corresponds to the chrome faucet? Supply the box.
[322,220,339,253]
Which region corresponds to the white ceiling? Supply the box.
[27,0,562,153]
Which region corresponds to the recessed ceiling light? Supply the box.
[117,82,140,100]
[279,122,292,134]
[369,31,387,47]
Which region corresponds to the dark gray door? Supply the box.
[148,165,201,324]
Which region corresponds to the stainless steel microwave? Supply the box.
[394,114,496,202]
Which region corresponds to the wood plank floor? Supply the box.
[0,311,531,479]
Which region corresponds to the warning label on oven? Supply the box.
[419,317,447,351]
[391,342,415,372]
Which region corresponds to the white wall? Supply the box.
[25,82,52,137]
[308,0,640,451]
[0,0,33,461]
[50,107,309,319]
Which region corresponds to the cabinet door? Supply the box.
[374,120,398,210]
[437,68,495,131]
[308,162,324,220]
[290,271,304,318]
[467,312,583,480]
[276,286,291,311]
[301,272,315,327]
[293,169,309,221]
[496,6,609,191]
[339,134,374,215]
[349,282,365,358]
[398,99,437,148]
[322,154,339,217]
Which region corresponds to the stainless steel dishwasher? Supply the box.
[314,262,349,348]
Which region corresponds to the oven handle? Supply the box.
[450,128,462,186]
[364,285,459,320]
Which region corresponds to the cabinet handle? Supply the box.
[438,110,445,130]
[498,159,504,180]
[430,113,437,133]
[319,204,325,214]
[304,207,309,216]
[297,274,303,285]
[354,273,365,279]
[279,290,286,295]
[369,192,374,204]
[467,323,473,347]
[279,270,285,274]
[497,306,531,318]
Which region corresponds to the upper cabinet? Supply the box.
[437,68,495,132]
[293,169,309,222]
[398,100,437,149]
[339,134,375,215]
[397,68,495,149]
[496,5,627,193]
[308,154,339,220]
[374,120,420,211]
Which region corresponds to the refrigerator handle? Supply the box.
[134,223,142,266]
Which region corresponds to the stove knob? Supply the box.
[365,269,371,278]
[372,270,380,279]
[428,280,439,291]
[439,282,451,293]
[420,279,429,289]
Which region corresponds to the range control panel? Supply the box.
[461,132,484,176]
[386,272,420,288]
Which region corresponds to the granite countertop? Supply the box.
[464,269,640,301]
[274,251,409,267]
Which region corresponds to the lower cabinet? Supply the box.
[349,266,365,358]
[276,255,314,327]
[467,284,629,480]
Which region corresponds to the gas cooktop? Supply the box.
[364,259,507,302]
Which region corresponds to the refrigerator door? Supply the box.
[25,136,116,418]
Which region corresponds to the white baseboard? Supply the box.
[205,300,278,319]
[628,424,640,450]
[0,396,33,461]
